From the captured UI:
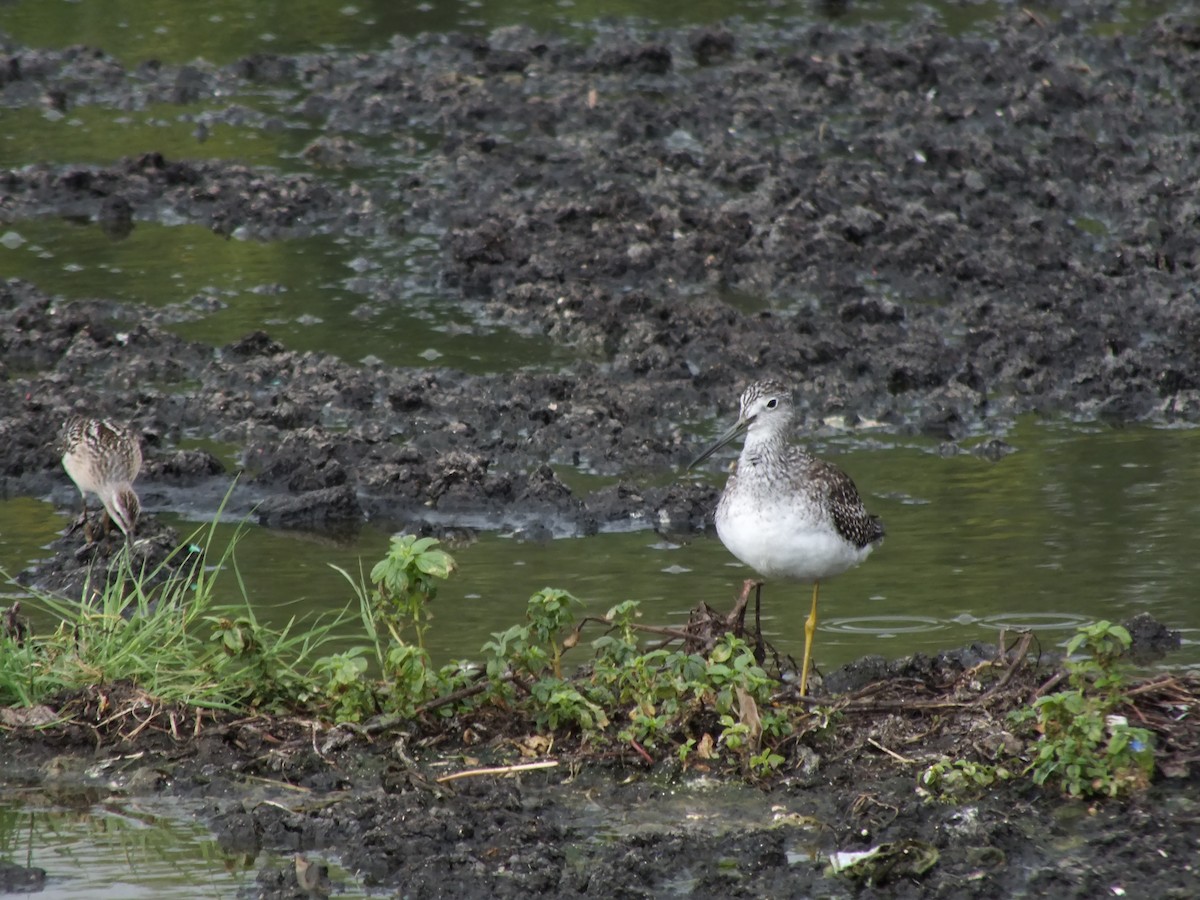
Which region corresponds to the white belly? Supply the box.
[715,498,873,583]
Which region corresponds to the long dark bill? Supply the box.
[687,417,749,470]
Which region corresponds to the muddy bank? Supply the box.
[1,621,1197,899]
[3,4,1200,559]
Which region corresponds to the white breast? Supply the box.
[715,494,873,583]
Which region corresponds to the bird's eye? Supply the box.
[765,398,778,409]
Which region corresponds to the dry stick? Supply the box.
[976,630,1035,703]
[628,738,654,765]
[728,579,756,634]
[435,760,559,784]
[1021,7,1047,28]
[416,672,512,716]
[866,737,916,765]
[842,699,971,713]
[349,670,521,725]
[567,614,698,647]
[241,773,317,792]
[1032,670,1067,701]
[564,582,767,662]
[1124,674,1183,697]
[323,674,498,743]
[311,722,329,762]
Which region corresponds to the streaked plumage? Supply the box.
[691,379,884,694]
[59,415,143,542]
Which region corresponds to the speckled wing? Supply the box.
[57,415,86,457]
[802,454,885,550]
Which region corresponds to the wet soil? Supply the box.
[3,2,1200,897]
[2,623,1198,899]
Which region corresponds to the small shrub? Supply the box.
[327,534,460,717]
[1010,621,1154,798]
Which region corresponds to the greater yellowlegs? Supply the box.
[690,380,884,695]
[59,415,143,543]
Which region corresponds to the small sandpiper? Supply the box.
[690,379,884,695]
[59,415,143,543]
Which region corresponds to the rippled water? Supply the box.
[6,418,1199,673]
[0,217,568,373]
[0,788,367,900]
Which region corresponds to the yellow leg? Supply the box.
[799,581,820,696]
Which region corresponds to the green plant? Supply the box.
[1063,621,1135,693]
[368,534,456,652]
[1,508,340,714]
[525,588,580,678]
[328,534,459,717]
[749,748,787,776]
[919,758,1012,803]
[1010,621,1154,798]
[311,649,376,722]
[590,600,642,667]
[482,588,582,682]
[529,676,609,731]
[5,522,803,779]
[477,596,796,770]
[595,632,792,765]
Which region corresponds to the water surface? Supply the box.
[0,788,366,900]
[8,418,1197,673]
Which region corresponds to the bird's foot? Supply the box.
[64,511,92,540]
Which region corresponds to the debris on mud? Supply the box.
[1,610,1198,899]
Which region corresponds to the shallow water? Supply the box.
[0,0,1018,70]
[0,217,568,374]
[6,418,1199,674]
[0,787,368,900]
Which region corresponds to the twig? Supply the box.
[239,773,316,792]
[568,614,700,646]
[976,630,1034,702]
[842,699,971,713]
[628,738,654,765]
[416,674,499,715]
[311,721,328,762]
[866,737,916,764]
[1124,674,1183,697]
[1031,670,1067,701]
[729,579,758,633]
[256,799,298,812]
[434,760,559,784]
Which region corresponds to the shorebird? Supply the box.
[59,415,143,543]
[690,379,884,695]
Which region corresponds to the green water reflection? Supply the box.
[0,789,371,899]
[0,793,248,898]
[0,217,566,371]
[0,0,1103,70]
[0,102,320,172]
[5,419,1198,674]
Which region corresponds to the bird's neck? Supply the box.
[740,429,792,469]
